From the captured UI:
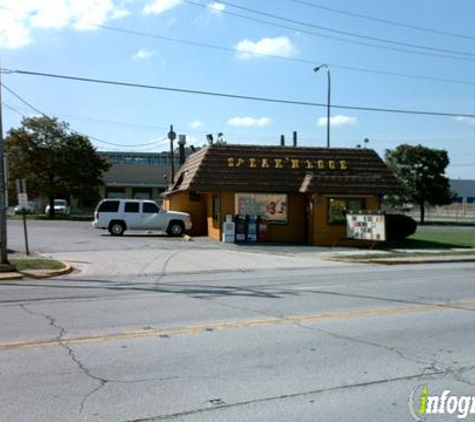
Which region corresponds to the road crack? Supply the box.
[123,370,444,421]
[19,304,107,416]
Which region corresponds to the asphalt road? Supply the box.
[1,220,475,421]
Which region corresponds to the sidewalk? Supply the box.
[45,244,351,278]
[2,237,474,280]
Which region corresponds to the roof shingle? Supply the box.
[169,145,400,195]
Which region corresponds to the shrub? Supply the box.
[385,214,417,240]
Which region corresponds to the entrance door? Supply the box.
[305,195,314,245]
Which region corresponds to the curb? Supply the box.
[0,263,73,281]
[19,263,73,279]
[0,272,24,281]
[328,256,475,265]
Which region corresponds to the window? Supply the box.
[124,202,140,213]
[98,200,120,212]
[235,193,288,223]
[212,195,220,221]
[143,202,159,214]
[328,198,365,225]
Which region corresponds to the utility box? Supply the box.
[258,217,268,243]
[235,215,247,243]
[222,215,235,243]
[247,215,258,242]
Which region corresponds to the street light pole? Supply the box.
[314,64,331,148]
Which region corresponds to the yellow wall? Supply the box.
[166,191,382,246]
[164,192,207,236]
[312,195,380,246]
[206,191,235,241]
[266,193,306,243]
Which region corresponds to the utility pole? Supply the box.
[0,63,11,265]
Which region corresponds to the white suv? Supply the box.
[92,199,192,236]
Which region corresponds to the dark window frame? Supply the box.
[143,202,160,214]
[98,200,120,212]
[212,195,220,221]
[124,202,140,213]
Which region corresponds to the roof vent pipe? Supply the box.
[293,131,297,147]
[178,134,186,165]
[280,134,285,146]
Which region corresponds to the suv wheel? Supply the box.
[167,221,184,237]
[108,221,126,236]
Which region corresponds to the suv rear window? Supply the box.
[98,200,120,212]
[124,202,140,213]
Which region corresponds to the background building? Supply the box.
[98,151,179,202]
[451,179,475,204]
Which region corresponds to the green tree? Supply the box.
[5,116,110,218]
[385,144,452,223]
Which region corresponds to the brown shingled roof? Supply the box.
[168,145,400,195]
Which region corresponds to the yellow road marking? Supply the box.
[2,300,475,351]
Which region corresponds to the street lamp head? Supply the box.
[314,64,328,73]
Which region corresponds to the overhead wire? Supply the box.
[2,6,475,86]
[288,0,475,42]
[2,83,472,168]
[183,0,475,63]
[0,83,165,148]
[210,0,475,58]
[4,68,475,118]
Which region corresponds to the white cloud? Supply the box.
[194,2,225,26]
[318,115,358,127]
[0,0,130,49]
[455,116,475,126]
[207,2,225,13]
[190,119,204,129]
[227,117,272,128]
[111,8,130,19]
[132,48,156,60]
[164,18,177,29]
[143,0,182,15]
[235,36,298,59]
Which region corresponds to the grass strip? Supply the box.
[10,258,66,271]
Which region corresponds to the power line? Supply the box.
[1,83,164,148]
[211,0,475,58]
[288,0,475,42]
[3,94,473,167]
[3,68,475,119]
[2,6,475,87]
[183,0,475,63]
[1,83,45,116]
[2,101,24,116]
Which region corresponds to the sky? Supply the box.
[1,0,475,179]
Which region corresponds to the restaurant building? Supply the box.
[164,144,400,245]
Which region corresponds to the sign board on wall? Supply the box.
[346,212,386,241]
[235,193,288,223]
